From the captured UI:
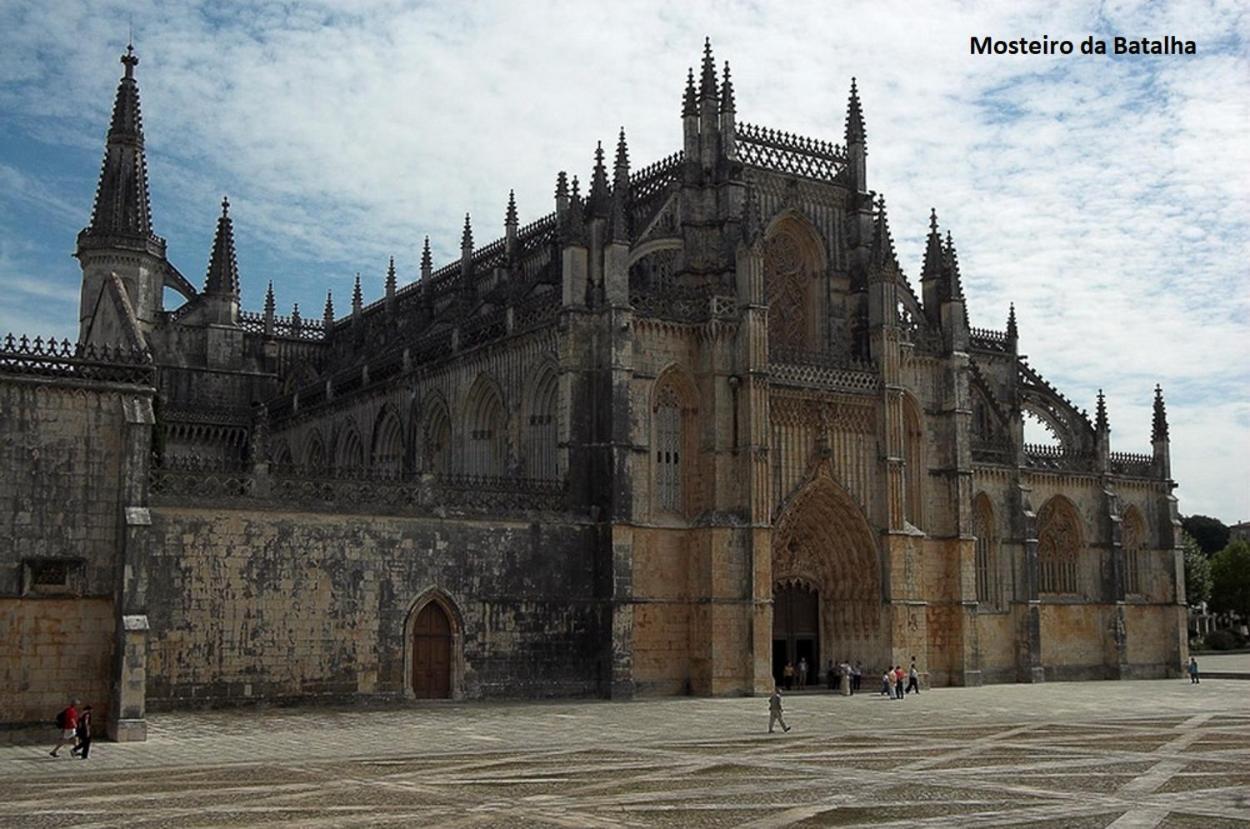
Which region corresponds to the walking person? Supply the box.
[49,698,79,757]
[768,687,792,733]
[1188,656,1200,684]
[827,659,837,691]
[797,657,808,690]
[852,662,863,694]
[70,705,93,759]
[894,665,906,701]
[881,668,894,698]
[906,658,921,695]
[783,661,795,691]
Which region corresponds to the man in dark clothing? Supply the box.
[70,705,93,759]
[906,657,921,694]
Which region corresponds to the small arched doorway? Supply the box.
[411,602,452,698]
[773,580,819,687]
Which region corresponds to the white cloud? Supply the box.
[0,0,1246,518]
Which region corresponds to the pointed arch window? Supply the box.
[335,426,364,475]
[305,432,325,472]
[654,384,683,513]
[371,409,405,478]
[1122,507,1146,595]
[765,232,808,353]
[466,378,506,477]
[422,403,451,476]
[1038,498,1083,595]
[525,367,558,480]
[973,495,1000,608]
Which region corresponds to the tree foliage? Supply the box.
[1182,531,1212,607]
[1182,515,1230,556]
[1210,539,1250,618]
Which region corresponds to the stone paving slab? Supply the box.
[0,679,1247,827]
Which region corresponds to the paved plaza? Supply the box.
[1,677,1248,828]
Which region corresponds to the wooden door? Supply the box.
[412,602,452,698]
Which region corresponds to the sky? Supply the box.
[0,0,1247,521]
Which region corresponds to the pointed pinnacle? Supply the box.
[1006,303,1018,339]
[461,213,473,250]
[721,61,736,114]
[845,77,866,145]
[1152,385,1169,441]
[699,37,717,100]
[505,190,518,227]
[352,272,363,310]
[929,207,938,234]
[386,256,397,293]
[1096,389,1109,433]
[264,281,275,315]
[324,290,335,320]
[555,170,569,200]
[614,128,629,174]
[683,67,697,116]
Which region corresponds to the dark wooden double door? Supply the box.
[412,602,452,698]
[773,584,819,686]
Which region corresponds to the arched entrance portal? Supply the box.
[411,601,452,698]
[771,476,884,682]
[773,581,819,687]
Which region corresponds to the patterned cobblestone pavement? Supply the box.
[0,679,1247,827]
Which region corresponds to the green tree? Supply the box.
[1182,532,1212,607]
[1210,539,1250,618]
[1182,515,1230,556]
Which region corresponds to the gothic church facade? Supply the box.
[0,42,1186,740]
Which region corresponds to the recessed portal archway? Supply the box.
[771,476,883,676]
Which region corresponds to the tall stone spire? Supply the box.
[263,281,275,335]
[351,273,363,317]
[420,236,433,282]
[682,67,699,165]
[613,128,630,186]
[460,213,474,255]
[81,44,159,246]
[589,141,610,217]
[385,255,397,310]
[76,44,168,344]
[920,208,943,323]
[203,197,240,297]
[1095,389,1109,434]
[698,37,718,101]
[610,129,631,243]
[555,170,570,220]
[1151,385,1169,442]
[941,230,965,300]
[505,190,518,259]
[323,290,335,329]
[682,67,697,117]
[844,78,867,192]
[869,195,900,276]
[1006,303,1018,340]
[720,61,737,159]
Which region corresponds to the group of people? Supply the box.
[880,659,922,699]
[49,699,93,759]
[779,657,812,689]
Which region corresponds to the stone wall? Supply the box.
[0,375,143,740]
[144,506,603,708]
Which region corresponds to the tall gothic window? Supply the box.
[974,494,1000,607]
[1038,497,1083,595]
[525,366,558,479]
[305,432,325,471]
[903,398,925,529]
[654,383,683,513]
[335,425,364,475]
[1122,507,1146,595]
[765,232,807,353]
[424,404,451,475]
[465,377,506,477]
[371,408,404,478]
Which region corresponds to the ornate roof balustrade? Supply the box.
[736,122,847,184]
[1022,443,1098,473]
[1110,450,1155,477]
[768,345,879,394]
[0,333,154,385]
[970,327,1010,352]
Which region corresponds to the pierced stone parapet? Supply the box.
[0,333,153,385]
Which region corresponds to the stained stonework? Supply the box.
[0,41,1188,740]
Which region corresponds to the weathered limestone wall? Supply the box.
[630,528,694,695]
[975,609,1018,683]
[0,377,140,739]
[144,507,602,707]
[0,598,114,736]
[1039,604,1111,680]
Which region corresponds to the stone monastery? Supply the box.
[1,41,1187,740]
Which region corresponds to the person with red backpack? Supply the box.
[50,698,79,757]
